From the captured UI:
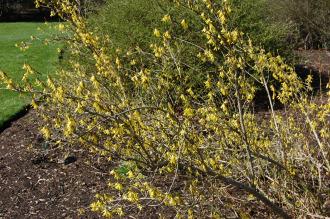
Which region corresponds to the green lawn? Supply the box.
[0,22,60,128]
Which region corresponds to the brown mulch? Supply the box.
[0,111,110,219]
[296,49,330,73]
[295,49,330,88]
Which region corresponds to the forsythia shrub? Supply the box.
[1,0,329,218]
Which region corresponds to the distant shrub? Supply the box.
[86,0,209,105]
[89,0,295,56]
[270,0,330,49]
[230,0,297,57]
[88,0,169,51]
[83,0,296,105]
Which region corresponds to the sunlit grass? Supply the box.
[0,22,60,127]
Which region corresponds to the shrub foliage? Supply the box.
[89,0,295,58]
[1,0,329,218]
[271,0,330,49]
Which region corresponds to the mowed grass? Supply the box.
[0,22,60,128]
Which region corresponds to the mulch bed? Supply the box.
[0,111,110,218]
[296,49,330,72]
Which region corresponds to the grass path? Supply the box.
[0,22,60,127]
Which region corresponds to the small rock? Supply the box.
[64,156,77,165]
[31,155,48,165]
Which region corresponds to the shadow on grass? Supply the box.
[0,105,31,134]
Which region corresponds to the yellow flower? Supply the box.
[153,28,161,38]
[58,23,65,31]
[218,11,226,23]
[163,31,171,40]
[184,108,194,117]
[161,14,171,23]
[114,183,123,191]
[125,191,139,203]
[31,99,38,109]
[90,201,102,212]
[64,116,76,137]
[40,126,51,140]
[206,113,218,122]
[181,19,188,30]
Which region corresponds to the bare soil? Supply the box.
[0,111,110,218]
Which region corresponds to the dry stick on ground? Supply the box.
[211,171,291,219]
[195,149,291,218]
[191,156,291,218]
